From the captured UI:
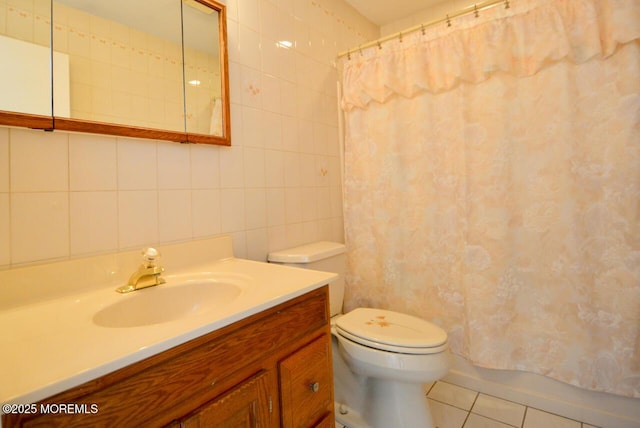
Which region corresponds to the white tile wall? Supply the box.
[0,123,8,267]
[0,128,10,193]
[379,0,481,37]
[11,192,69,264]
[117,138,157,190]
[0,0,378,270]
[190,145,220,188]
[11,129,68,192]
[158,190,193,243]
[0,193,10,266]
[157,142,191,190]
[116,190,158,249]
[69,134,117,191]
[191,189,221,236]
[69,191,118,255]
[220,188,246,233]
[266,188,286,226]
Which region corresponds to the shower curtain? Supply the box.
[340,0,640,397]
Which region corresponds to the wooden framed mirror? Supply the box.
[0,0,231,146]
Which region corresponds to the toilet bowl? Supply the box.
[268,242,450,428]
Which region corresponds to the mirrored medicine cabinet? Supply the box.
[0,0,230,145]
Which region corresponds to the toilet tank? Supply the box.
[268,241,346,317]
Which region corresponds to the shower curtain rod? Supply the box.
[337,0,510,59]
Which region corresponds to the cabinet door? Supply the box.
[279,335,333,428]
[181,371,272,428]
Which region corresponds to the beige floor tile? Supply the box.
[429,399,469,428]
[472,394,525,427]
[464,413,517,428]
[424,381,436,394]
[523,408,581,428]
[428,381,478,410]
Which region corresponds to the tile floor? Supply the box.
[336,380,600,428]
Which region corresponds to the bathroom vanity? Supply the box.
[0,237,336,427]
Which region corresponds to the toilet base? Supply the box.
[335,380,435,428]
[335,402,369,428]
[331,329,443,428]
[362,378,434,428]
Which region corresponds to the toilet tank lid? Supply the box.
[268,241,346,263]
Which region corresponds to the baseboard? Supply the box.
[443,355,640,428]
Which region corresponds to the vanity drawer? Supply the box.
[279,334,333,428]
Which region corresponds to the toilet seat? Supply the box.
[335,308,448,355]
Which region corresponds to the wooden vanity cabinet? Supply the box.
[3,287,334,428]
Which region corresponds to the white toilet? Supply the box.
[268,241,450,428]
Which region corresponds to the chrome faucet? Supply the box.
[116,247,166,293]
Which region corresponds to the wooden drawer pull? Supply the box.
[310,382,320,393]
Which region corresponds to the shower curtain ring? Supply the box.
[504,0,510,8]
[446,14,452,27]
[474,4,480,17]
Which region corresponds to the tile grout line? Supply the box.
[468,392,521,428]
[428,396,474,413]
[521,406,529,428]
[460,390,479,428]
[524,405,592,428]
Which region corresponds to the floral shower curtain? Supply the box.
[341,0,640,397]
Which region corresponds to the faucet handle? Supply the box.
[142,247,161,267]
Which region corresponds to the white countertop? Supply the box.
[0,252,336,410]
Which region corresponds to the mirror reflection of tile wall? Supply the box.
[184,44,222,135]
[0,0,50,46]
[1,0,223,135]
[0,1,53,116]
[52,1,185,131]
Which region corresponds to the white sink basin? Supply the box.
[93,278,244,328]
